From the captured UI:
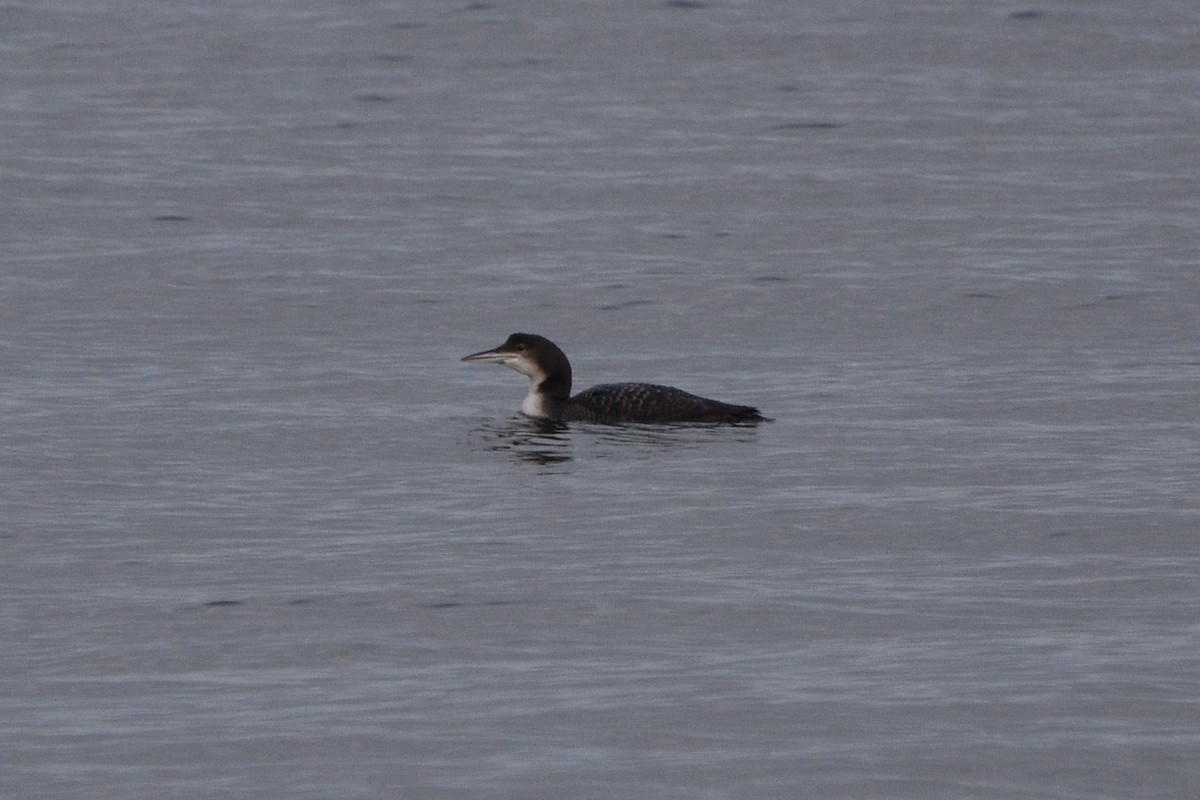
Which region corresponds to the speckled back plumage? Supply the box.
[564,382,764,424]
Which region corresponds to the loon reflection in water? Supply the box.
[462,333,766,424]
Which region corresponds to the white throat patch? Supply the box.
[521,388,551,418]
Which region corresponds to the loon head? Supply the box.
[462,333,573,417]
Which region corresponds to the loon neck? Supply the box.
[537,369,571,401]
[523,368,571,419]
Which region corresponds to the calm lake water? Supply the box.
[3,1,1199,798]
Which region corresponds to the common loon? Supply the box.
[462,333,765,424]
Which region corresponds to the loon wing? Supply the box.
[566,383,763,424]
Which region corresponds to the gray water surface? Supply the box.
[3,1,1199,798]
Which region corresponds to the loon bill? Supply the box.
[461,333,766,424]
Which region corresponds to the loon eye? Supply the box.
[513,343,526,352]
